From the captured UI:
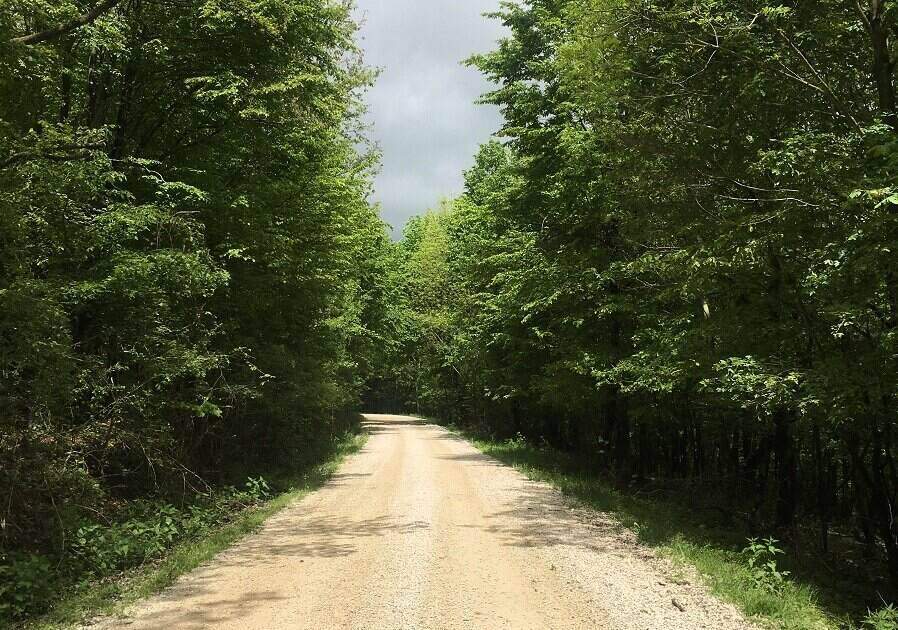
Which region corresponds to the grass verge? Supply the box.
[446,426,839,630]
[23,430,367,630]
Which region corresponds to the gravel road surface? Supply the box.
[89,414,755,629]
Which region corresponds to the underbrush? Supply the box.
[3,430,366,629]
[448,426,895,630]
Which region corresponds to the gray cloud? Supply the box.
[353,0,506,237]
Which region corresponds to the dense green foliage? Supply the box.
[0,0,391,620]
[383,0,898,618]
[8,0,898,625]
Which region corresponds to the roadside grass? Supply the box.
[21,430,367,630]
[445,426,841,630]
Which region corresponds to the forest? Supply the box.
[4,0,898,627]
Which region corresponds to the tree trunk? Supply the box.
[868,0,897,129]
[605,389,630,483]
[774,411,799,530]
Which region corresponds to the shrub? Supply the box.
[68,478,270,576]
[0,553,54,619]
[864,604,898,630]
[742,537,791,594]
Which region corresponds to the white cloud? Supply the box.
[353,0,506,236]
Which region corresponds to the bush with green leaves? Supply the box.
[68,478,272,577]
[864,605,898,630]
[69,505,182,575]
[0,554,54,619]
[0,477,275,620]
[742,537,792,595]
[861,604,898,630]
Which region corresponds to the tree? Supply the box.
[387,0,898,598]
[0,0,392,608]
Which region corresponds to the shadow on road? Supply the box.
[132,589,289,629]
[361,414,426,436]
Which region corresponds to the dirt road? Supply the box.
[93,415,755,629]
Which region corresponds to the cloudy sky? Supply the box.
[353,0,506,236]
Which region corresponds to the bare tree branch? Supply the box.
[9,0,124,46]
[0,142,105,168]
[771,25,862,131]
